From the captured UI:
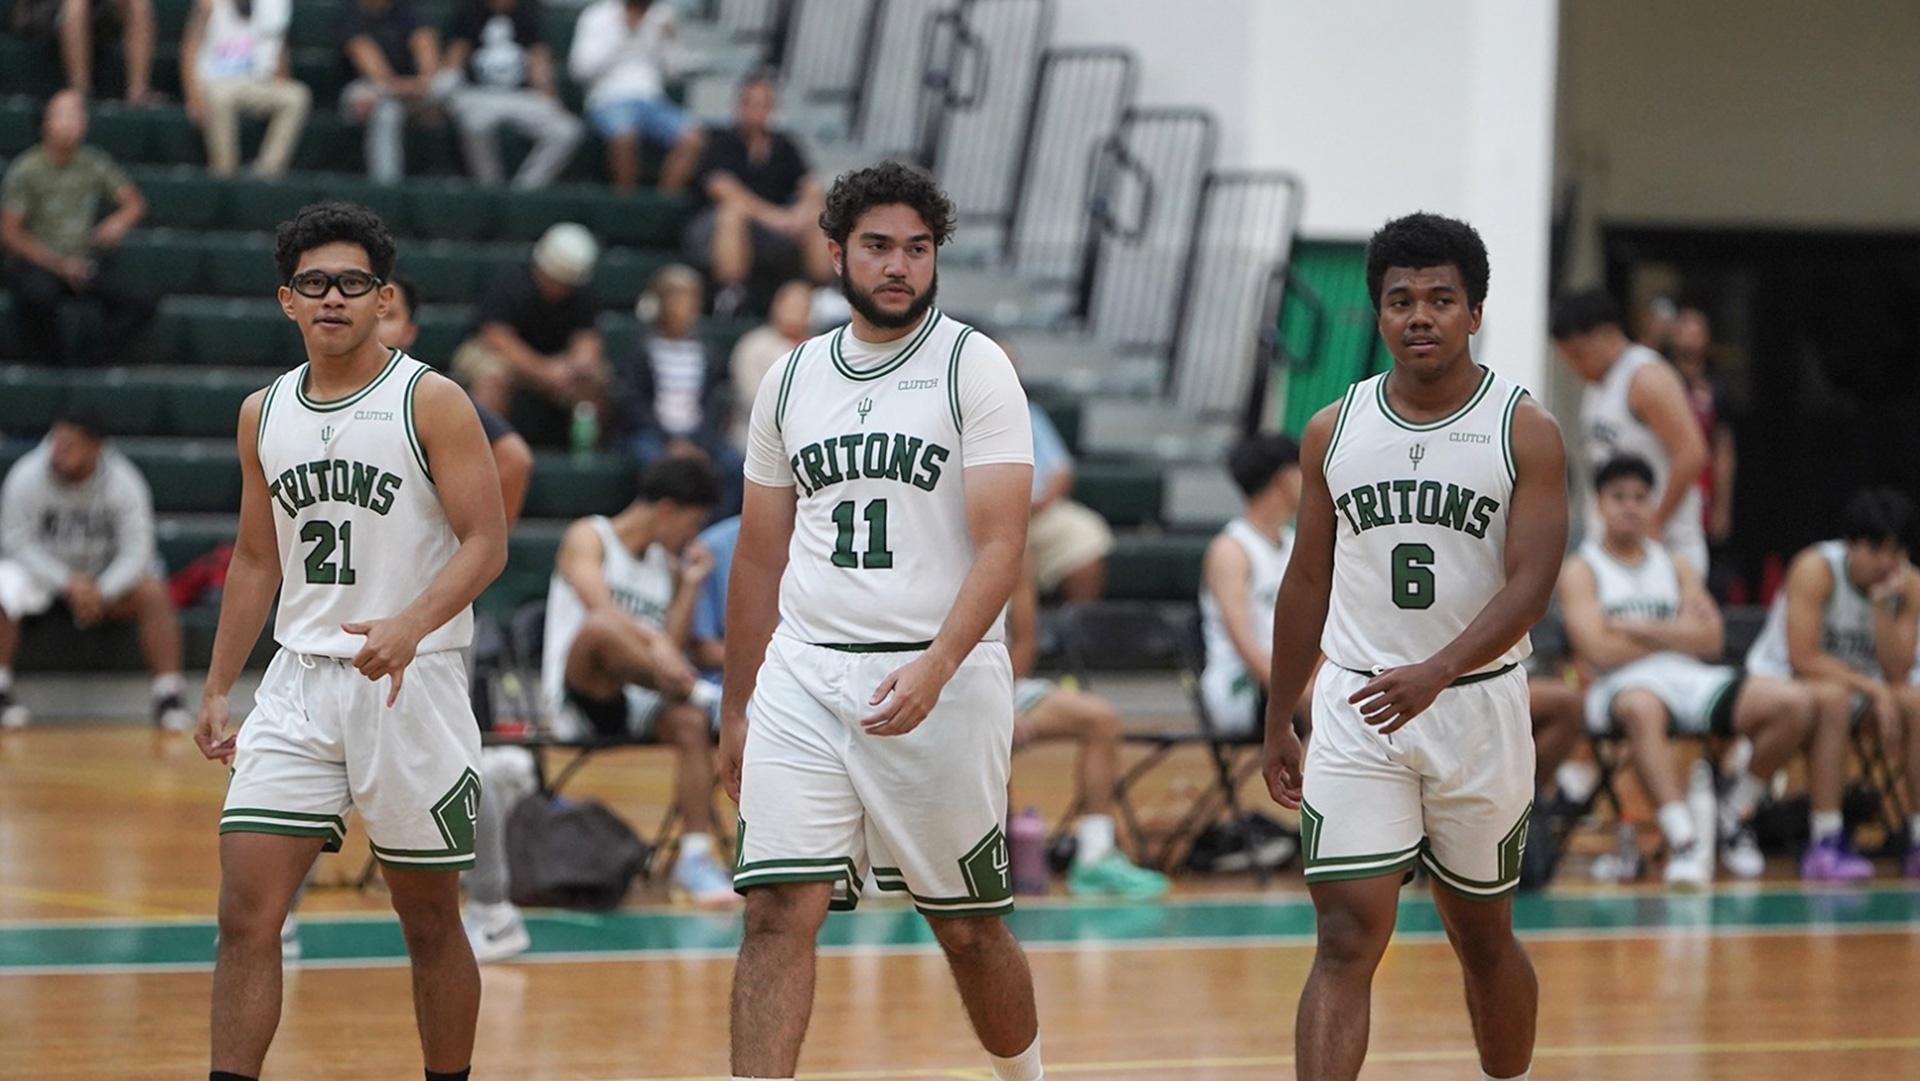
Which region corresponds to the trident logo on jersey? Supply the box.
[320,425,334,445]
[1409,444,1426,470]
[857,397,873,424]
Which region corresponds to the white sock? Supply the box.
[1811,810,1843,842]
[1074,814,1115,866]
[1909,815,1920,846]
[1725,772,1767,823]
[0,666,13,692]
[151,672,186,699]
[990,1034,1044,1081]
[1656,801,1697,850]
[680,832,713,860]
[1484,1069,1530,1081]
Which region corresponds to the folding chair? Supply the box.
[1056,601,1274,883]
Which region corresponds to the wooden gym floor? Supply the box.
[4,727,1920,1080]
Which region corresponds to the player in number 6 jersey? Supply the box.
[194,203,507,1081]
[720,163,1043,1081]
[1263,214,1568,1081]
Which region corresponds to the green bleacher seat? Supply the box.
[401,241,485,304]
[227,175,327,233]
[124,439,242,513]
[200,233,281,296]
[1105,534,1211,602]
[1072,461,1164,527]
[522,451,637,519]
[85,104,152,163]
[581,189,694,250]
[155,515,235,571]
[162,368,275,437]
[405,179,501,242]
[0,38,63,97]
[179,298,301,366]
[0,366,64,435]
[409,304,474,368]
[289,114,361,174]
[63,370,173,436]
[0,97,33,156]
[287,1,339,50]
[145,108,208,166]
[110,230,209,295]
[318,176,413,233]
[592,249,672,309]
[134,167,232,230]
[498,187,591,243]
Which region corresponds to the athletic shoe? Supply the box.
[0,690,27,730]
[463,901,530,963]
[280,913,301,963]
[1663,840,1712,889]
[1720,827,1766,880]
[154,693,193,733]
[671,849,742,909]
[1068,851,1171,900]
[1800,836,1873,882]
[1903,848,1920,880]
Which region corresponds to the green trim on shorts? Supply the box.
[1304,852,1421,884]
[368,842,475,871]
[1417,808,1529,901]
[812,640,934,654]
[219,808,346,853]
[732,858,862,911]
[218,819,346,853]
[871,871,1016,918]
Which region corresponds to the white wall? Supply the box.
[1049,0,1561,390]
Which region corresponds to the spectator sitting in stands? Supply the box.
[1200,433,1312,737]
[1742,488,1920,881]
[685,71,832,316]
[613,264,743,514]
[477,222,606,449]
[336,0,453,184]
[380,274,533,524]
[1025,393,1113,603]
[0,90,155,366]
[726,278,813,449]
[0,410,189,731]
[1005,563,1170,897]
[443,0,583,189]
[462,457,735,961]
[180,0,310,178]
[568,0,702,192]
[7,0,155,103]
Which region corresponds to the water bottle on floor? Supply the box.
[1010,808,1050,895]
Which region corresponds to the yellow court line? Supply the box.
[0,884,196,920]
[607,1035,1920,1080]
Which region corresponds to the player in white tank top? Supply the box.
[1551,290,1710,577]
[197,204,508,1079]
[722,166,1042,1079]
[1262,214,1569,1081]
[1200,433,1306,736]
[1559,455,1826,884]
[1740,489,1920,877]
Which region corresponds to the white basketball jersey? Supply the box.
[256,351,470,658]
[1321,366,1531,673]
[540,516,676,711]
[744,309,1032,645]
[1579,344,1705,566]
[1201,518,1292,677]
[1576,537,1680,674]
[1746,540,1881,679]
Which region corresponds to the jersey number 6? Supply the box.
[1391,542,1434,610]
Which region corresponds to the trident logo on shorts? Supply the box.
[960,827,1015,902]
[1408,443,1426,470]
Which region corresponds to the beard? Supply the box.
[841,270,938,330]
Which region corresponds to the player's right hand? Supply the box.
[195,693,237,765]
[718,716,746,802]
[1263,723,1304,810]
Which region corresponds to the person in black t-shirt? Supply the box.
[337,0,453,183]
[682,71,832,315]
[443,0,584,189]
[474,223,607,449]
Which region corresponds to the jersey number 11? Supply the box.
[831,499,894,570]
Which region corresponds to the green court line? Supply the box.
[4,885,1918,974]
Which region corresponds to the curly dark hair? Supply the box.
[1364,212,1490,311]
[273,201,397,283]
[818,161,956,248]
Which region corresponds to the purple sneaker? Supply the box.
[1905,849,1920,880]
[1800,836,1873,882]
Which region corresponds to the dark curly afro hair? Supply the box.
[1364,211,1489,311]
[818,161,956,248]
[273,201,397,283]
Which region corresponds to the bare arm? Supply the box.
[1558,557,1654,671]
[1629,363,1708,536]
[481,323,558,381]
[1871,565,1919,684]
[194,391,285,761]
[1615,555,1723,660]
[1782,550,1881,695]
[1203,533,1269,684]
[409,27,442,81]
[180,0,209,114]
[441,38,472,79]
[554,518,615,610]
[491,431,533,528]
[345,36,399,86]
[1709,422,1736,542]
[1007,562,1039,679]
[0,209,78,274]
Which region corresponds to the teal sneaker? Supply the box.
[1067,851,1171,899]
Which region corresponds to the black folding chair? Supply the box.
[1056,601,1274,882]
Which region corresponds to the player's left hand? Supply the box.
[679,542,715,586]
[343,618,422,707]
[1350,662,1451,735]
[861,653,958,737]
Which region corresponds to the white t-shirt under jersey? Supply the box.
[743,309,1032,645]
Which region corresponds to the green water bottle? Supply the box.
[569,401,599,458]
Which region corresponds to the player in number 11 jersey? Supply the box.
[1262,213,1568,1081]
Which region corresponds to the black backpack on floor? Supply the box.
[506,795,651,911]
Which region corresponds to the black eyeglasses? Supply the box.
[288,270,383,298]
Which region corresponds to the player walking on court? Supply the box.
[720,162,1043,1081]
[1263,213,1567,1081]
[194,202,507,1081]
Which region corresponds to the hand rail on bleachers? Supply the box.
[1003,47,1137,285]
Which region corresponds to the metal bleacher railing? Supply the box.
[914,0,1053,231]
[1004,47,1137,285]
